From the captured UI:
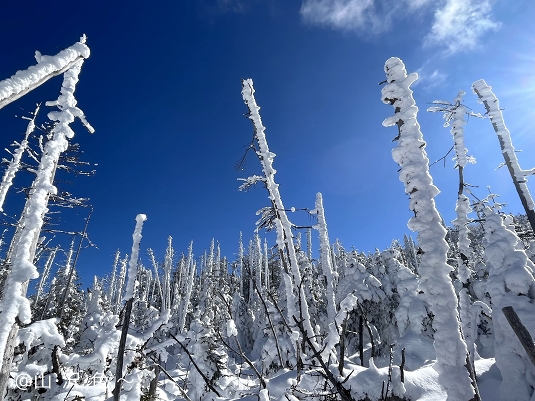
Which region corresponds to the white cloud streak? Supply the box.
[413,67,447,90]
[424,0,500,54]
[299,0,393,34]
[300,0,500,54]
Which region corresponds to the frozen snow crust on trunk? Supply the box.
[381,57,474,400]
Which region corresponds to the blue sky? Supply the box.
[0,0,534,286]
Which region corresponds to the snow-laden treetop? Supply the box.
[0,35,90,110]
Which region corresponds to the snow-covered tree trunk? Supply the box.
[113,214,146,401]
[108,250,121,305]
[314,193,339,361]
[472,79,535,233]
[241,79,316,348]
[428,90,474,283]
[114,255,128,314]
[381,57,475,401]
[163,236,173,310]
[0,52,91,398]
[0,104,39,211]
[238,232,244,295]
[178,241,194,333]
[263,238,269,290]
[34,246,57,307]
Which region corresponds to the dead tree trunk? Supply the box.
[502,306,535,367]
[113,297,134,401]
[473,80,535,233]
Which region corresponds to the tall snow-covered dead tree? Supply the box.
[113,214,147,401]
[381,57,477,401]
[427,90,476,284]
[107,250,121,306]
[241,79,317,349]
[472,80,535,234]
[178,240,194,333]
[0,37,92,399]
[428,91,484,370]
[313,192,339,361]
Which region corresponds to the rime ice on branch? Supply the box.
[381,57,475,401]
[472,79,535,233]
[0,36,90,110]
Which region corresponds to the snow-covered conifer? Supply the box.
[483,207,535,400]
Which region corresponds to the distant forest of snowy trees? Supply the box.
[1,37,535,401]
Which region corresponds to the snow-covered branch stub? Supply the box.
[124,214,147,301]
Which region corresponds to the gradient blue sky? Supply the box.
[0,0,534,286]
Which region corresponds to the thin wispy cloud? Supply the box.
[413,67,447,91]
[300,0,500,54]
[424,0,500,54]
[299,0,394,34]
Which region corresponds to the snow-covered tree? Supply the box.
[381,57,476,400]
[483,207,535,400]
[0,38,92,397]
[473,79,535,233]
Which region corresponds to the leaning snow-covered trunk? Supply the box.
[381,57,476,401]
[472,79,535,233]
[0,52,91,397]
[241,79,317,348]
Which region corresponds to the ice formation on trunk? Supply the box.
[0,105,39,212]
[381,57,474,400]
[0,58,90,367]
[124,214,147,301]
[0,36,90,110]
